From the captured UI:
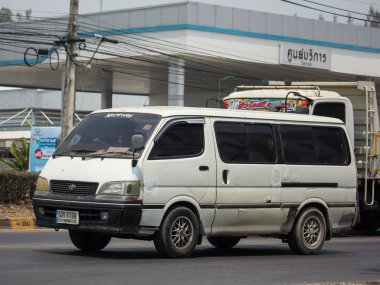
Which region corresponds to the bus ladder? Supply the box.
[364,86,376,206]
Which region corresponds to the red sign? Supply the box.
[34,149,43,159]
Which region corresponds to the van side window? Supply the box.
[214,122,276,164]
[314,127,349,165]
[149,123,204,159]
[280,126,318,164]
[313,102,346,123]
[279,125,349,165]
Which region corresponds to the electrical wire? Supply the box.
[303,0,376,17]
[280,0,380,23]
[0,7,368,92]
[76,15,342,81]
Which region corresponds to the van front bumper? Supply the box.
[33,191,142,235]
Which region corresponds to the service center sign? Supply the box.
[280,43,331,70]
[29,126,61,172]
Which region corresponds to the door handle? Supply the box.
[199,166,209,171]
[222,169,229,184]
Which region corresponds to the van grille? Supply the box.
[50,180,99,196]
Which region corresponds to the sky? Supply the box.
[1,0,379,25]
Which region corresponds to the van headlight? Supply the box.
[98,181,141,196]
[36,177,49,191]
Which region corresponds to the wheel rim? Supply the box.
[171,216,193,249]
[302,216,322,248]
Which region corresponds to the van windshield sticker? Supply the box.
[143,124,152,131]
[105,113,134,119]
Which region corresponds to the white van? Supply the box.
[33,106,358,258]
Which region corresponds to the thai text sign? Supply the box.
[281,43,331,70]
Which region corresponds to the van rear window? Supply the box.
[279,125,350,165]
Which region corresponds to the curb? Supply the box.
[0,218,36,230]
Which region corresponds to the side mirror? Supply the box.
[131,134,145,152]
[131,134,145,167]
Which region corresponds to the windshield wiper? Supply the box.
[95,147,134,158]
[71,148,97,153]
[53,148,104,158]
[54,147,140,159]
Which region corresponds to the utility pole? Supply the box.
[61,0,79,138]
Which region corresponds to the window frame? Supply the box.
[148,117,205,160]
[278,124,351,166]
[312,102,346,123]
[213,120,278,165]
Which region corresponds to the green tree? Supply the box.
[0,138,29,171]
[0,7,12,22]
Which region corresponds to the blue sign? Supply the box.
[29,127,61,172]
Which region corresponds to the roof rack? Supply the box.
[234,84,321,97]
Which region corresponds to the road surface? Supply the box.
[0,229,379,285]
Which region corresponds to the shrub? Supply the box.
[0,137,29,171]
[0,171,38,204]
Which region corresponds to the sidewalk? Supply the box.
[0,217,36,229]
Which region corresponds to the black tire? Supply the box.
[69,230,111,252]
[207,237,240,249]
[288,207,326,255]
[154,207,199,258]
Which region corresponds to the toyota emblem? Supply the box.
[68,184,76,191]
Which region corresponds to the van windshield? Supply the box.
[55,112,161,158]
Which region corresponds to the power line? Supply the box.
[0,9,359,91]
[342,0,380,7]
[76,16,337,81]
[280,0,380,23]
[303,0,373,17]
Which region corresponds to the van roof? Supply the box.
[92,106,344,125]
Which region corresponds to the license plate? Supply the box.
[56,210,79,225]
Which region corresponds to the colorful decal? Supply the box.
[29,126,61,172]
[223,98,309,113]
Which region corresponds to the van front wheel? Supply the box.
[154,207,199,258]
[287,207,326,255]
[69,230,111,252]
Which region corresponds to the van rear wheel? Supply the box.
[69,230,111,252]
[154,207,199,258]
[287,207,326,255]
[207,237,240,249]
